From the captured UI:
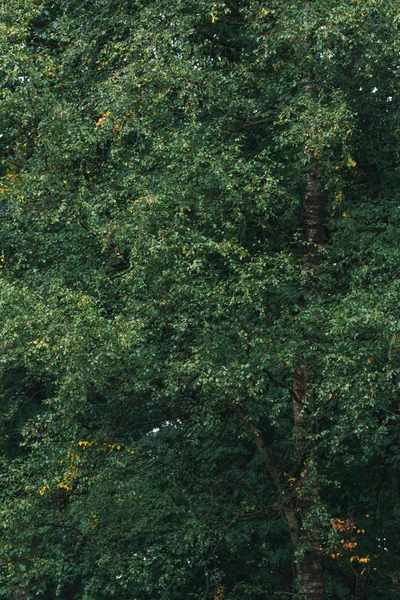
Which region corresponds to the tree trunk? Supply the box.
[297,549,325,600]
[237,367,324,600]
[293,147,326,598]
[293,367,324,600]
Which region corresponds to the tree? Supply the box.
[0,1,400,598]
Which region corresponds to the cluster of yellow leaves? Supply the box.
[96,110,111,129]
[95,110,125,134]
[335,190,343,204]
[77,440,135,454]
[77,440,91,448]
[347,157,357,168]
[329,518,370,570]
[39,484,50,496]
[39,441,134,496]
[211,3,218,24]
[56,477,74,492]
[342,540,358,551]
[330,517,356,532]
[350,555,370,564]
[57,452,80,491]
[39,451,81,496]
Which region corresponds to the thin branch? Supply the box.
[235,406,299,548]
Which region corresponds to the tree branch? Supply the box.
[235,406,299,548]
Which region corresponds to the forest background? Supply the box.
[0,1,400,599]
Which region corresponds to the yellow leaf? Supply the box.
[39,484,50,496]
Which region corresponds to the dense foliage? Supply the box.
[0,1,400,598]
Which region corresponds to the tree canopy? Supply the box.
[0,1,400,599]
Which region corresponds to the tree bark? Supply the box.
[293,368,324,600]
[297,549,325,600]
[236,368,325,600]
[294,140,326,598]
